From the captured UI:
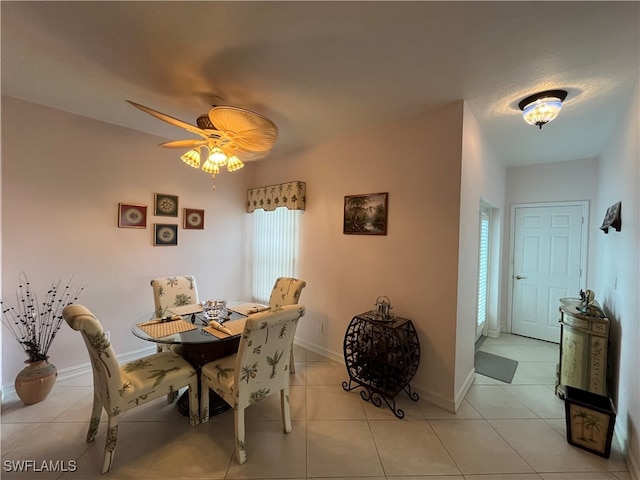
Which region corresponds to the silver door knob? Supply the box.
[515,275,527,280]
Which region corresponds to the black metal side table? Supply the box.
[342,311,420,418]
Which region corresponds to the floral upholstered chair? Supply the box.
[150,275,199,317]
[200,304,306,464]
[62,304,200,474]
[267,277,306,373]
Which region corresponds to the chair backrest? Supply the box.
[234,304,306,409]
[150,275,199,316]
[268,277,306,308]
[62,304,124,412]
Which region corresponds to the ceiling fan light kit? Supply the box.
[127,100,277,190]
[518,89,568,129]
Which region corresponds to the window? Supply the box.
[477,208,490,340]
[252,207,302,303]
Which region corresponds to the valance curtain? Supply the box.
[247,181,306,213]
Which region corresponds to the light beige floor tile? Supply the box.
[465,475,543,480]
[289,362,308,386]
[307,420,384,477]
[1,385,93,423]
[143,418,236,479]
[473,373,504,385]
[292,344,308,363]
[369,420,460,476]
[360,390,425,420]
[1,422,49,456]
[306,361,347,386]
[480,344,558,363]
[489,418,607,473]
[429,419,534,475]
[225,420,307,478]
[306,350,333,362]
[307,385,365,420]
[419,398,482,420]
[510,361,557,385]
[465,385,538,419]
[502,384,565,419]
[539,473,622,479]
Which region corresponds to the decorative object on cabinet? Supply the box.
[599,201,621,233]
[154,224,178,246]
[118,203,147,228]
[183,208,205,229]
[564,385,616,458]
[343,192,388,235]
[555,295,609,399]
[342,311,420,418]
[154,193,179,217]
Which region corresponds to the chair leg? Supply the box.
[289,348,295,374]
[280,386,292,433]
[102,415,119,474]
[234,407,247,464]
[86,393,103,443]
[167,388,178,404]
[200,380,210,424]
[187,381,200,427]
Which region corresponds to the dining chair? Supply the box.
[150,275,199,362]
[62,304,200,474]
[267,277,306,373]
[199,304,306,464]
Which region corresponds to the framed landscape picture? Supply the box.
[154,224,178,246]
[183,208,205,230]
[154,193,179,217]
[118,203,147,228]
[343,192,388,235]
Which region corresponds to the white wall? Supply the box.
[457,102,507,401]
[253,102,465,410]
[503,157,600,332]
[1,97,254,382]
[593,80,639,478]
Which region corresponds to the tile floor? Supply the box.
[1,334,631,479]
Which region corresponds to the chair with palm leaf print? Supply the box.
[62,304,200,474]
[150,275,199,359]
[267,277,306,373]
[199,304,306,464]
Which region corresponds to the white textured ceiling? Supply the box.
[2,1,638,167]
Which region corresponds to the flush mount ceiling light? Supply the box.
[128,100,277,190]
[518,89,568,129]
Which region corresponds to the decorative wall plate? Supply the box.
[118,203,147,228]
[154,224,178,246]
[183,208,205,230]
[154,193,179,217]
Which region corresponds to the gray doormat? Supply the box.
[474,351,519,383]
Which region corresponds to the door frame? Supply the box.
[506,200,589,336]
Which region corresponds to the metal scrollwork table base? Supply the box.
[342,311,420,419]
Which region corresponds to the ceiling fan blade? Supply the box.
[127,100,209,137]
[159,139,207,149]
[208,106,278,152]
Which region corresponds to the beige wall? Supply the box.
[593,80,639,477]
[1,97,254,381]
[253,102,465,410]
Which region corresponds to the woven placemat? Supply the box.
[203,318,247,338]
[138,319,197,338]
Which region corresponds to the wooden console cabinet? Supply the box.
[555,298,610,399]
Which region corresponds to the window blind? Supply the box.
[477,210,490,332]
[252,207,301,303]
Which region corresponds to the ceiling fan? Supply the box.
[127,100,278,189]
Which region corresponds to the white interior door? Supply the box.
[511,204,586,343]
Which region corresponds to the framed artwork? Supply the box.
[154,224,178,246]
[118,203,147,228]
[343,192,388,235]
[154,193,179,217]
[183,208,205,230]
[599,201,621,234]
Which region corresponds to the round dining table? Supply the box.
[131,308,246,416]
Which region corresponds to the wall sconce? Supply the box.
[518,89,568,129]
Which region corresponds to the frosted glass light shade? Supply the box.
[181,149,201,168]
[518,90,568,129]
